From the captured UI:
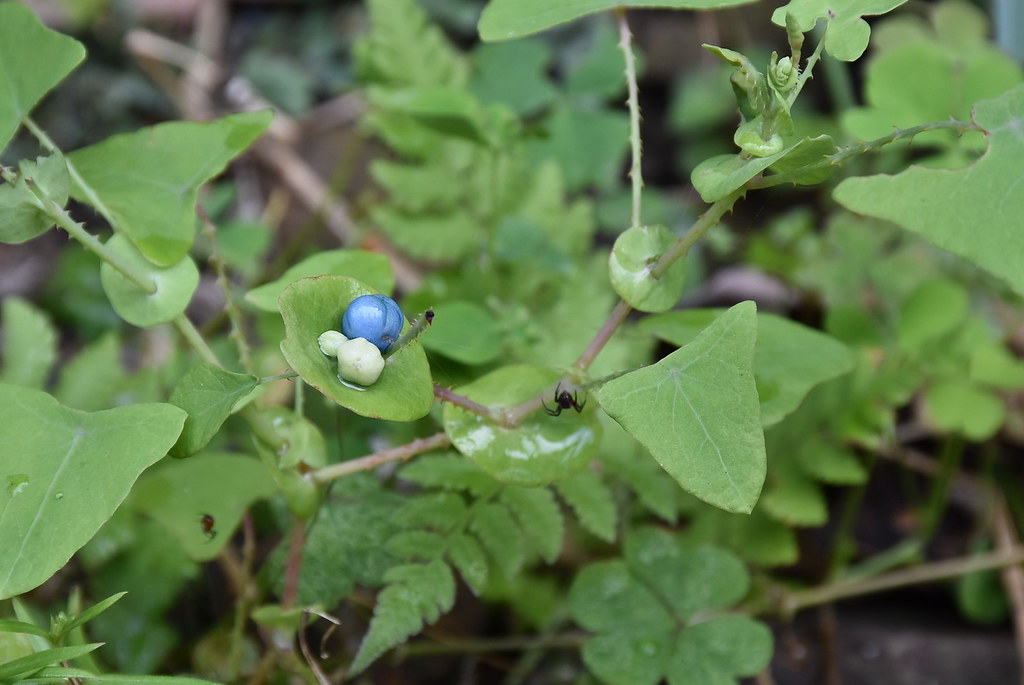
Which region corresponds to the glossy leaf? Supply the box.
[834,85,1024,294]
[599,302,765,513]
[691,136,834,202]
[443,365,600,486]
[641,308,853,426]
[69,110,273,267]
[771,0,910,61]
[279,276,433,421]
[99,234,199,328]
[167,364,258,458]
[1,297,57,390]
[0,384,185,599]
[245,250,394,312]
[419,300,503,365]
[0,153,71,244]
[479,0,756,42]
[0,2,85,151]
[609,225,687,313]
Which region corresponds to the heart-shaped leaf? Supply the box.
[168,364,259,458]
[0,2,85,150]
[599,301,765,513]
[279,275,433,421]
[99,234,199,328]
[443,365,600,486]
[69,110,273,267]
[0,384,185,599]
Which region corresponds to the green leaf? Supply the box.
[395,492,469,533]
[59,592,127,636]
[609,225,688,313]
[349,559,455,674]
[167,364,258,458]
[386,530,447,561]
[526,104,628,192]
[581,632,675,685]
[686,506,799,566]
[245,250,394,313]
[419,300,503,365]
[569,561,675,635]
[599,302,765,513]
[771,0,910,61]
[797,439,867,485]
[500,486,564,563]
[641,309,853,426]
[760,466,828,526]
[924,379,1005,440]
[278,275,433,421]
[667,615,773,684]
[479,0,756,42]
[897,279,969,350]
[0,384,185,599]
[69,110,273,267]
[470,39,556,117]
[599,421,679,523]
[443,365,601,486]
[469,502,525,577]
[0,2,86,151]
[0,153,71,244]
[53,334,124,412]
[370,159,463,213]
[0,644,103,681]
[1,297,57,390]
[128,452,275,562]
[626,528,749,618]
[399,453,502,497]
[691,136,834,202]
[0,619,50,638]
[447,532,489,594]
[99,234,199,328]
[833,87,1024,296]
[556,469,617,542]
[969,343,1024,390]
[565,20,630,100]
[371,206,480,261]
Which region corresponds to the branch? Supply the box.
[311,432,451,484]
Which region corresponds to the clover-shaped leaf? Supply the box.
[833,84,1024,295]
[279,275,433,421]
[569,527,771,685]
[443,365,600,486]
[772,0,910,61]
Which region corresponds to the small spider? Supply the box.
[543,382,586,417]
[199,513,217,541]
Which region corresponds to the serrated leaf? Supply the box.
[278,276,433,421]
[419,300,503,365]
[470,39,556,117]
[771,0,910,61]
[245,250,394,313]
[0,384,185,599]
[667,615,773,685]
[371,206,480,261]
[53,333,124,412]
[349,559,455,674]
[167,364,258,458]
[399,453,501,497]
[130,452,275,562]
[526,104,628,192]
[69,110,273,267]
[500,487,564,563]
[609,225,687,313]
[99,234,199,328]
[386,530,447,561]
[447,532,489,595]
[469,501,525,577]
[691,136,834,202]
[600,302,765,514]
[556,469,617,542]
[641,308,853,427]
[1,297,57,390]
[443,365,600,486]
[0,2,85,151]
[395,491,469,533]
[479,0,756,42]
[625,527,750,619]
[370,159,463,213]
[834,85,1024,295]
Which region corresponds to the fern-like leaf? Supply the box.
[395,491,470,532]
[385,530,446,561]
[447,532,489,595]
[349,559,455,675]
[500,487,564,563]
[469,501,525,578]
[557,469,617,542]
[399,453,501,497]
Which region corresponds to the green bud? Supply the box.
[768,52,798,95]
[735,119,784,157]
[337,337,386,386]
[318,330,349,356]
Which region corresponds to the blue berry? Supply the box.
[342,294,404,352]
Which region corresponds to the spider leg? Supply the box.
[574,392,586,412]
[542,398,562,416]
